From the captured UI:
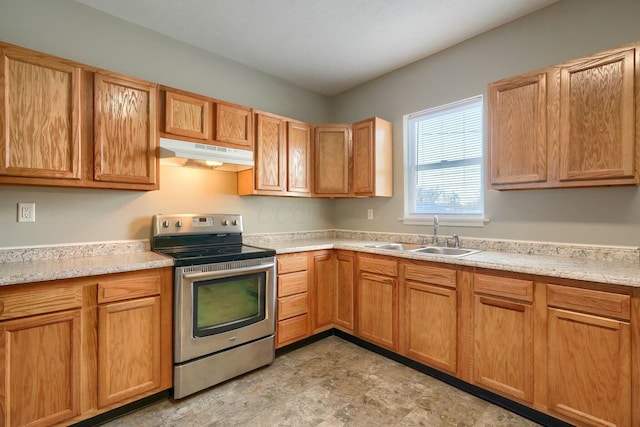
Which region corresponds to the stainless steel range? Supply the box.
[151,213,276,399]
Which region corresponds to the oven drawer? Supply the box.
[278,293,309,320]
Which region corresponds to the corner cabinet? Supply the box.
[489,42,639,190]
[0,268,172,427]
[313,124,351,196]
[94,72,158,188]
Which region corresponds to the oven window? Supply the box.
[193,272,266,337]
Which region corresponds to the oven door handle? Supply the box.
[181,262,275,280]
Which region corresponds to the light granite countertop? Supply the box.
[2,232,639,288]
[0,243,173,287]
[256,238,640,288]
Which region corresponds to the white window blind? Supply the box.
[405,95,484,220]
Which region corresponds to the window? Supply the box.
[404,95,484,225]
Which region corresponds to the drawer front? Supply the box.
[277,253,308,274]
[358,255,398,277]
[547,284,630,320]
[474,273,533,302]
[277,314,309,347]
[403,263,456,288]
[278,293,309,320]
[0,283,83,321]
[98,270,162,304]
[278,271,308,297]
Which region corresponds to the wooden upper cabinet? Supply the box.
[488,42,639,190]
[287,121,312,194]
[215,101,253,149]
[313,125,350,196]
[254,112,286,192]
[164,91,209,140]
[488,70,552,187]
[352,117,392,197]
[559,47,636,183]
[0,45,82,181]
[94,72,158,187]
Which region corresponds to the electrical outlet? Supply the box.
[367,209,373,220]
[18,202,35,223]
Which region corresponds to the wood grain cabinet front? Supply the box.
[472,272,534,404]
[488,42,639,190]
[546,284,631,427]
[401,262,458,375]
[276,253,311,348]
[0,268,172,427]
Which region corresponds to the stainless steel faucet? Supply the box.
[432,215,439,245]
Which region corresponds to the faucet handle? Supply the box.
[444,237,449,247]
[453,234,459,248]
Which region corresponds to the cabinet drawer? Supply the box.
[277,314,309,346]
[358,255,398,276]
[474,273,533,302]
[98,270,161,304]
[547,284,630,320]
[278,293,309,320]
[277,253,308,274]
[403,263,456,288]
[0,283,83,321]
[278,271,308,297]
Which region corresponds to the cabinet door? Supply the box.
[287,121,312,194]
[312,251,335,333]
[98,296,161,408]
[254,112,286,192]
[313,125,350,195]
[473,295,533,402]
[547,308,630,427]
[405,280,457,375]
[559,48,636,183]
[94,72,157,186]
[357,272,398,350]
[488,71,550,187]
[0,310,81,427]
[335,251,355,331]
[0,46,81,180]
[164,91,209,140]
[352,119,374,195]
[215,102,253,149]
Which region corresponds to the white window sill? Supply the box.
[399,216,489,227]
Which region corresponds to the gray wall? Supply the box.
[2,0,640,248]
[0,0,334,246]
[331,0,640,246]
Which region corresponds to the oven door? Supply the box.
[175,257,276,363]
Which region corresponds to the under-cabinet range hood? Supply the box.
[159,137,254,172]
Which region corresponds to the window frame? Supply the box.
[401,95,487,227]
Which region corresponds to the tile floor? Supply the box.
[103,336,542,426]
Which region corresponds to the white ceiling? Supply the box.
[75,0,558,96]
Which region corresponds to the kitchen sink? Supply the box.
[410,246,481,257]
[367,243,481,257]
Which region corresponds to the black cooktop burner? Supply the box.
[156,243,275,267]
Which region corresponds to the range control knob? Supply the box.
[221,219,228,226]
[231,219,238,226]
[162,220,170,228]
[176,220,183,227]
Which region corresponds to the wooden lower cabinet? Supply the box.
[276,253,310,348]
[402,262,458,375]
[334,251,355,332]
[546,285,632,427]
[472,272,534,403]
[0,268,172,427]
[356,254,399,351]
[311,251,335,333]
